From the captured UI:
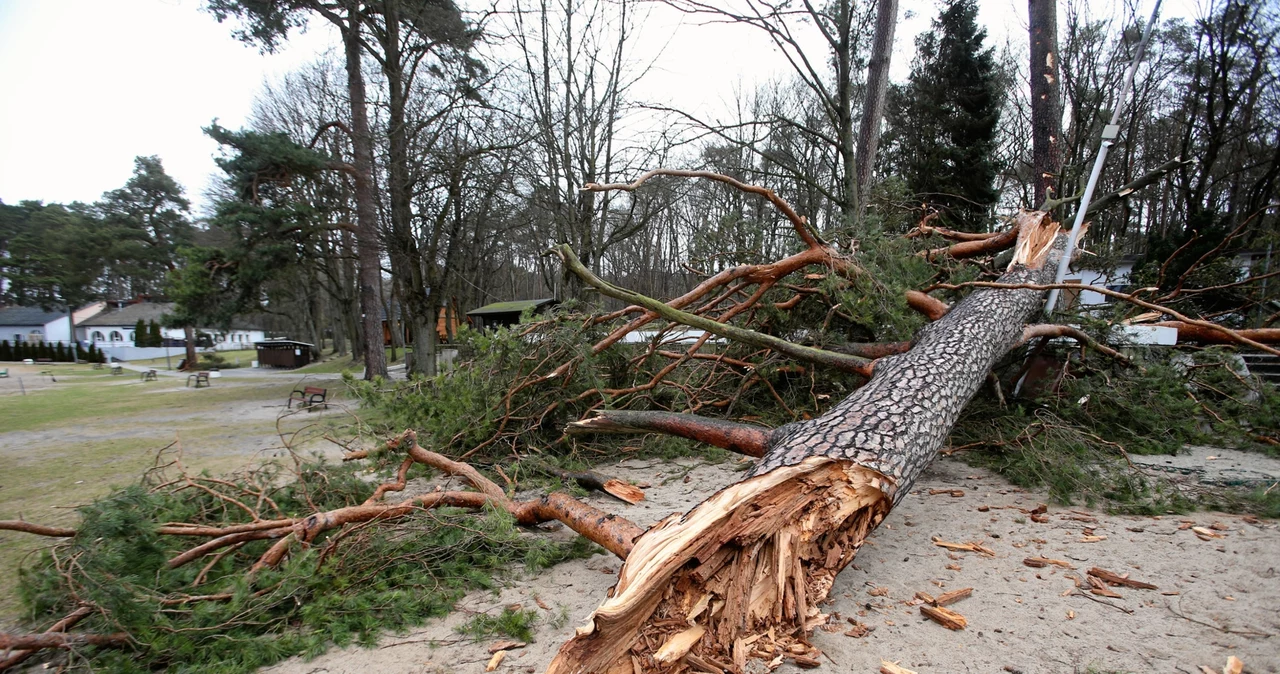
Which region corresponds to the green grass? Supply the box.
[126,349,258,369]
[296,348,407,374]
[0,377,298,433]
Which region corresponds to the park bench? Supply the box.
[92,362,103,370]
[288,386,328,410]
[187,371,211,388]
[0,368,7,378]
[110,365,123,375]
[141,369,158,382]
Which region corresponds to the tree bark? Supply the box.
[547,211,1067,673]
[340,5,389,380]
[183,325,198,370]
[854,0,899,218]
[1029,0,1063,207]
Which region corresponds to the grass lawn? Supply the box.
[0,370,333,622]
[126,349,259,369]
[296,348,407,375]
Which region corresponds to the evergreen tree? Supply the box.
[883,0,1004,231]
[0,340,11,361]
[134,319,147,346]
[75,342,85,362]
[149,320,163,347]
[55,342,67,361]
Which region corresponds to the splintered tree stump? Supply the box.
[549,458,891,673]
[548,211,1067,673]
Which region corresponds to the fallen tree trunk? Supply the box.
[547,210,1067,673]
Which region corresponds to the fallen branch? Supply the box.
[565,410,774,458]
[551,244,875,377]
[906,290,950,321]
[930,281,1280,356]
[0,520,77,537]
[0,631,130,651]
[167,430,648,572]
[0,605,106,670]
[1019,324,1131,363]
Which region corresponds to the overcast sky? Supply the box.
[0,0,1190,214]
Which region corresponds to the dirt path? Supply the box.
[262,457,1279,674]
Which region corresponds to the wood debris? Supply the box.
[920,605,967,630]
[1087,575,1123,598]
[932,539,995,556]
[1225,655,1244,674]
[485,650,506,672]
[1023,557,1074,569]
[603,479,646,504]
[880,661,919,674]
[844,619,872,638]
[1087,567,1157,590]
[1079,535,1107,543]
[933,587,973,606]
[867,585,890,597]
[929,488,965,497]
[488,640,527,653]
[1192,526,1226,540]
[654,625,706,664]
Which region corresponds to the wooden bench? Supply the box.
[141,369,158,382]
[110,365,123,375]
[92,362,104,370]
[289,386,328,410]
[187,371,211,388]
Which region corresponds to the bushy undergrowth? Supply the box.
[347,312,865,466]
[954,346,1279,513]
[17,459,594,673]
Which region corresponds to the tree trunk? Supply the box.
[547,211,1067,673]
[183,325,198,370]
[341,7,389,381]
[855,0,899,219]
[1029,0,1063,207]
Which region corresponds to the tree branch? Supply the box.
[1019,324,1131,363]
[582,168,823,249]
[551,244,875,377]
[905,290,950,321]
[566,410,775,457]
[0,520,77,537]
[931,281,1280,356]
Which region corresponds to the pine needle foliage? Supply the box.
[17,458,593,673]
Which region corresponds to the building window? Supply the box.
[109,330,123,342]
[92,331,105,342]
[129,331,136,342]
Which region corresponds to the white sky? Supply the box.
[0,0,1192,213]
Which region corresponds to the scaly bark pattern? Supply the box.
[752,211,1065,496]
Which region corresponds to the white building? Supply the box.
[77,302,266,352]
[0,306,72,345]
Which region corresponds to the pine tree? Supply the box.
[134,319,147,346]
[55,342,67,361]
[0,340,11,361]
[149,320,163,347]
[75,342,85,362]
[883,0,1003,231]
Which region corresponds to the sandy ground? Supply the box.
[260,456,1280,674]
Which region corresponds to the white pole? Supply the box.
[1044,0,1163,315]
